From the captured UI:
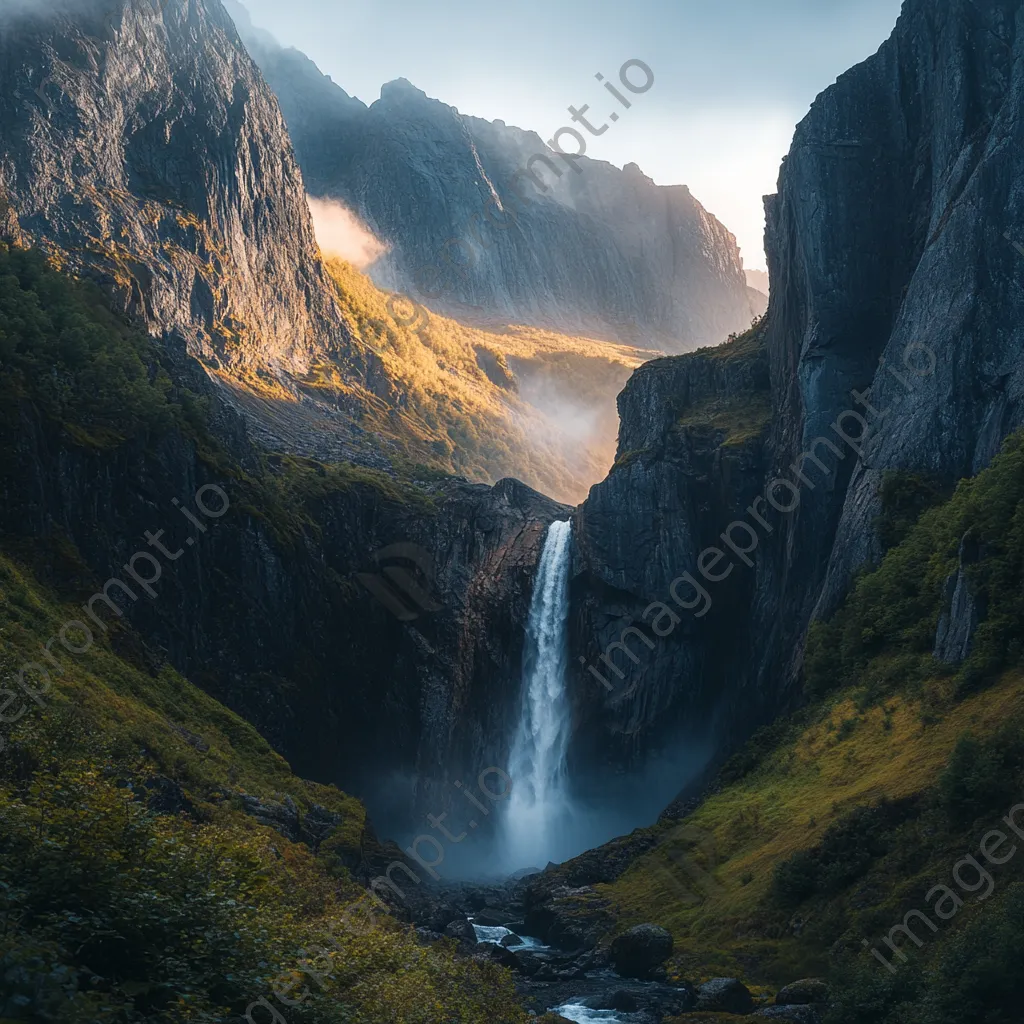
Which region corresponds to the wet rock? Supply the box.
[609,924,674,980]
[523,883,614,950]
[443,917,478,948]
[696,977,754,1014]
[500,933,523,947]
[487,944,523,971]
[473,907,512,926]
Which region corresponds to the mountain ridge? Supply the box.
[226,0,763,354]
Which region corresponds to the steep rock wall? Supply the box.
[0,0,361,376]
[572,0,1024,793]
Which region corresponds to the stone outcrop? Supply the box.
[0,377,568,828]
[608,924,674,980]
[226,1,759,354]
[567,0,1024,792]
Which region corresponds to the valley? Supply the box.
[0,0,1022,1023]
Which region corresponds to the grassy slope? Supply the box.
[313,258,651,503]
[597,433,1024,1021]
[0,245,531,1023]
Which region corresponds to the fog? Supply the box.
[306,196,388,269]
[358,723,714,883]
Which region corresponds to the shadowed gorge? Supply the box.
[1,0,1023,1022]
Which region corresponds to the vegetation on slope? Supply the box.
[0,245,527,1023]
[590,431,1024,1021]
[0,553,527,1023]
[317,257,651,503]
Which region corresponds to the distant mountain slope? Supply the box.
[0,0,645,499]
[227,1,760,354]
[269,256,651,503]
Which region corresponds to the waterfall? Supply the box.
[502,518,574,870]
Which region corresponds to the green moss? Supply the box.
[805,431,1024,701]
[696,318,767,364]
[676,392,772,447]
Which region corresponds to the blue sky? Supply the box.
[237,0,905,271]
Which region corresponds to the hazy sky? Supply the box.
[237,0,905,271]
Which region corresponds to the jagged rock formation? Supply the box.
[227,1,760,354]
[0,0,363,377]
[569,0,1024,787]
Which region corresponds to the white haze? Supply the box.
[306,196,388,268]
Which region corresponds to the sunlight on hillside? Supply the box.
[314,257,656,504]
[607,670,1024,985]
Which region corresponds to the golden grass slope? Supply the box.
[311,258,656,504]
[602,667,1024,988]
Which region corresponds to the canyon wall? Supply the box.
[570,0,1024,795]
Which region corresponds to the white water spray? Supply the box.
[502,519,575,870]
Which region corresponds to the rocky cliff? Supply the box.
[0,313,568,834]
[570,0,1024,792]
[0,0,576,834]
[227,2,760,354]
[0,0,361,376]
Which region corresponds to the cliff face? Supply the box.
[228,4,759,354]
[0,0,365,379]
[0,371,568,828]
[571,0,1024,787]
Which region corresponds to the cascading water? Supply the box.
[501,519,575,870]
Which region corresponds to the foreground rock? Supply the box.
[776,978,830,1006]
[609,924,674,980]
[695,977,755,1014]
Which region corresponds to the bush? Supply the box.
[770,800,917,909]
[938,723,1024,828]
[0,245,178,443]
[805,432,1024,701]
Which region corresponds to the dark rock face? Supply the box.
[569,337,771,780]
[933,535,982,663]
[569,0,1024,789]
[227,3,759,354]
[0,383,568,828]
[608,924,674,980]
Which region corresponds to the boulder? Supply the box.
[696,977,754,1014]
[443,917,477,948]
[488,944,523,971]
[609,924,674,980]
[473,907,511,927]
[500,932,523,947]
[776,978,831,1006]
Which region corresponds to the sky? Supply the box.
[237,0,905,272]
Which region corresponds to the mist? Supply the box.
[359,723,715,883]
[306,195,388,268]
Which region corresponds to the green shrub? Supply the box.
[805,432,1024,701]
[938,723,1024,829]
